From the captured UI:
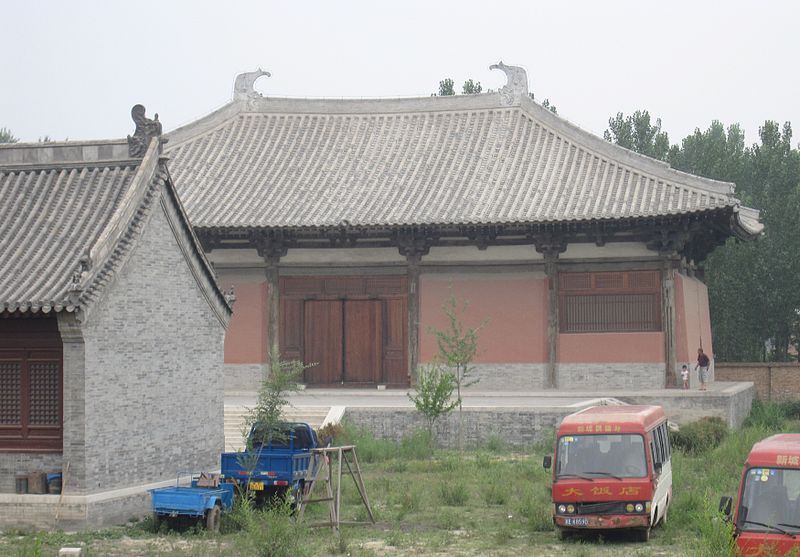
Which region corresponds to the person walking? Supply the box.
[694,348,711,391]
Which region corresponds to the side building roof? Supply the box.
[0,129,231,324]
[164,65,762,240]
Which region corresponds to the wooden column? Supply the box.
[251,232,288,366]
[397,236,430,384]
[265,259,280,358]
[661,258,679,388]
[544,254,559,390]
[407,254,421,382]
[536,236,566,390]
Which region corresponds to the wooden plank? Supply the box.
[343,301,382,383]
[383,297,408,385]
[303,301,343,384]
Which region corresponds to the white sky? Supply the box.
[2,0,798,146]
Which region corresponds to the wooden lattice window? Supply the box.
[559,271,662,333]
[0,350,62,451]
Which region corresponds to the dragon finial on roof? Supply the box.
[489,61,528,106]
[234,68,271,101]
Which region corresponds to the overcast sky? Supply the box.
[2,0,798,147]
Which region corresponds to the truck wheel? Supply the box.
[205,503,222,533]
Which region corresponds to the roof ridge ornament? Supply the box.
[489,61,528,106]
[234,68,271,101]
[127,104,165,157]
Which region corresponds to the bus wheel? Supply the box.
[636,527,651,542]
[556,527,571,541]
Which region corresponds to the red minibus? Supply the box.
[720,434,800,556]
[544,405,672,541]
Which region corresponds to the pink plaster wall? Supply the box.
[557,332,665,363]
[674,273,713,366]
[224,280,268,364]
[419,273,548,363]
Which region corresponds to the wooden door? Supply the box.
[343,300,382,383]
[383,297,408,385]
[303,301,343,384]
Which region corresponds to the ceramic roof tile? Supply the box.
[164,92,761,235]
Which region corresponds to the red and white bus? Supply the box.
[544,405,672,541]
[720,434,800,556]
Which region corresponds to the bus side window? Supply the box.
[662,423,672,461]
[652,430,662,469]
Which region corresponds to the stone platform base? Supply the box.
[0,476,185,531]
[342,381,755,447]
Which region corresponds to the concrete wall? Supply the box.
[79,194,225,494]
[557,363,665,390]
[716,363,800,401]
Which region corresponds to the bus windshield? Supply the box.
[556,434,647,479]
[738,467,800,533]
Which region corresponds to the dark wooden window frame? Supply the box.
[0,348,63,451]
[559,270,662,334]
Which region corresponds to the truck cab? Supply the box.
[720,434,800,556]
[221,421,318,502]
[544,405,672,541]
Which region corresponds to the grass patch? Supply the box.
[5,402,800,556]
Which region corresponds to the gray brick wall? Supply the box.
[461,363,547,391]
[224,363,265,393]
[0,453,62,494]
[557,363,665,390]
[345,407,571,448]
[79,195,225,494]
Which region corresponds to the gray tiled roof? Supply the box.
[0,160,136,313]
[165,93,762,235]
[0,138,231,320]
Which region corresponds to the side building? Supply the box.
[165,64,762,393]
[0,112,231,529]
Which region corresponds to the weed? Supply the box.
[438,479,469,506]
[483,432,507,453]
[480,477,510,506]
[671,416,728,454]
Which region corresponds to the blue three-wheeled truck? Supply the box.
[150,422,319,531]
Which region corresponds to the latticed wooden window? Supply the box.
[559,271,662,333]
[0,350,62,450]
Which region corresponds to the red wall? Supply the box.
[674,273,713,366]
[224,280,269,364]
[557,332,665,363]
[419,273,548,363]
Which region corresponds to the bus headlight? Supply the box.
[625,503,634,512]
[634,503,645,513]
[566,505,575,514]
[558,504,567,514]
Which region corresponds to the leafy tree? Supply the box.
[462,79,482,95]
[605,111,800,361]
[407,363,458,448]
[437,78,455,96]
[429,293,484,450]
[603,110,670,161]
[0,127,18,143]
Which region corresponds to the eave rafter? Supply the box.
[193,207,741,264]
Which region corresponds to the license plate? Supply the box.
[565,517,589,527]
[250,481,264,491]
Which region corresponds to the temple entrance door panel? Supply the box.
[343,300,382,384]
[281,276,409,387]
[303,300,343,384]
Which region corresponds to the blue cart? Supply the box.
[149,473,235,532]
